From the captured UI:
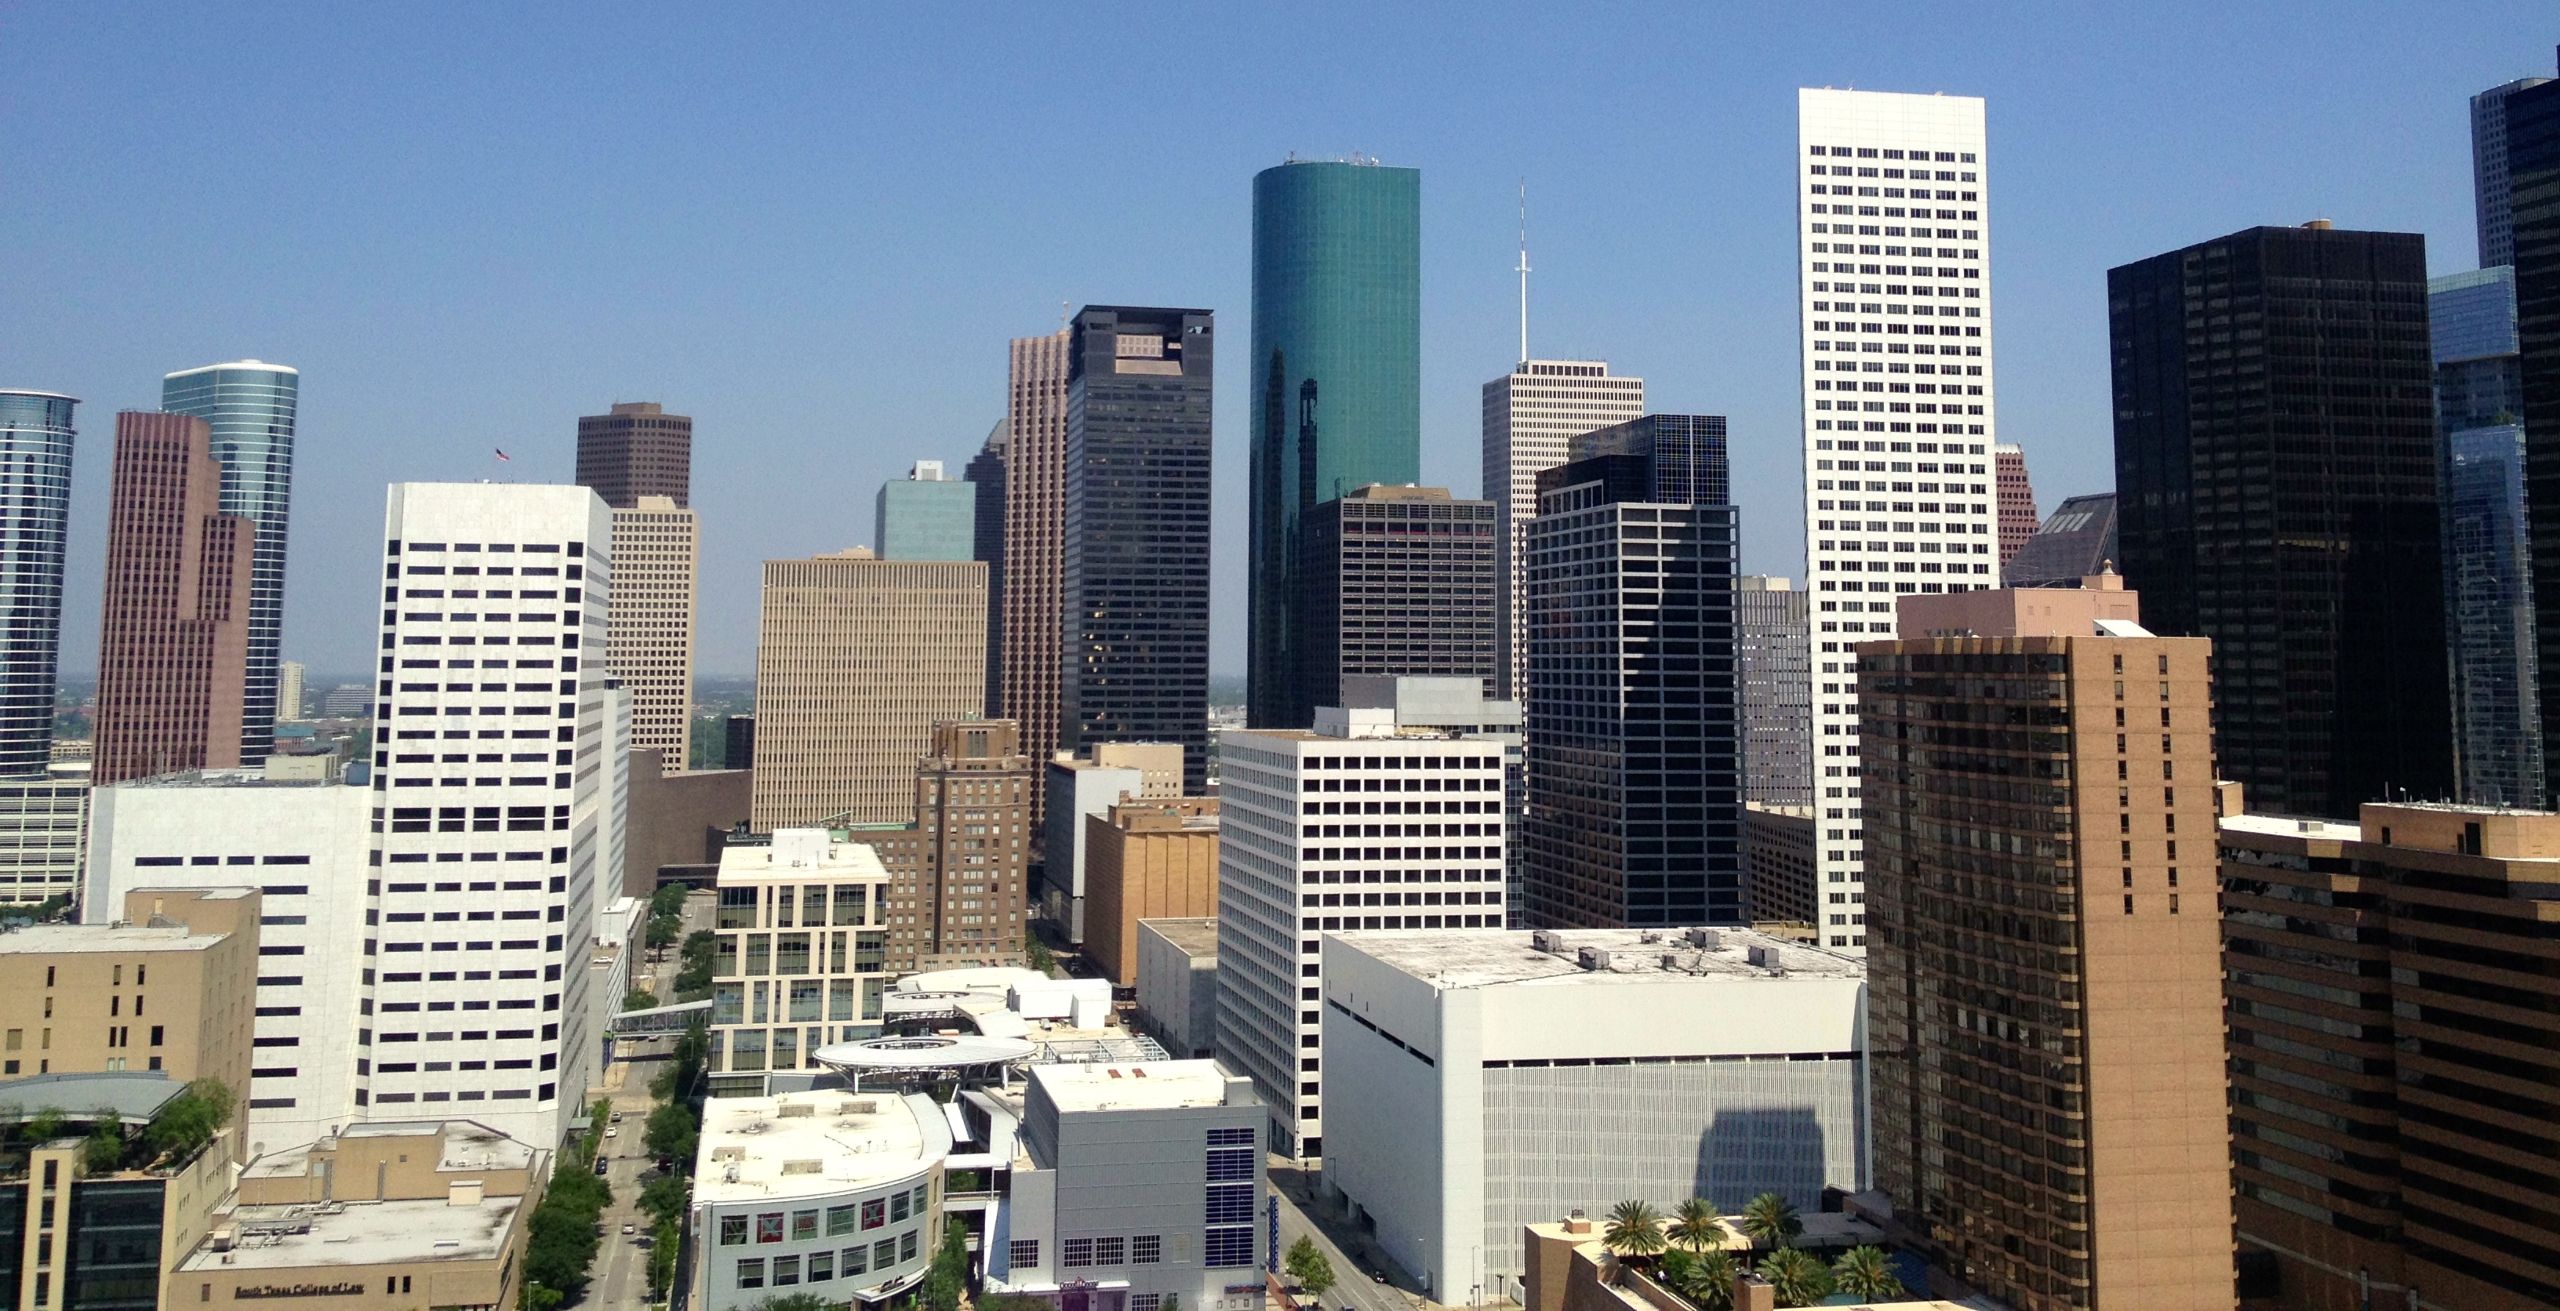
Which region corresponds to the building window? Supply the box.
[757,1212,785,1244]
[863,1198,887,1229]
[1095,1237,1126,1266]
[721,1216,749,1246]
[1207,1126,1255,1147]
[1133,1234,1162,1265]
[828,1205,856,1237]
[737,1258,766,1289]
[1134,1296,1162,1311]
[1206,1184,1254,1225]
[891,1190,911,1222]
[1009,1240,1040,1269]
[1064,1239,1096,1268]
[809,1251,834,1282]
[844,1245,869,1275]
[875,1239,898,1270]
[774,1255,801,1286]
[901,1231,920,1262]
[793,1210,820,1241]
[1206,1147,1255,1182]
[1206,1227,1255,1269]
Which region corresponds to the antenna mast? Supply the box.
[1515,179,1531,365]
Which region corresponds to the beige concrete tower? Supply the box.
[1480,361,1643,700]
[1861,576,2233,1311]
[749,550,989,830]
[1000,329,1070,821]
[606,496,698,769]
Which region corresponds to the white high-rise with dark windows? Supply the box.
[1481,361,1643,701]
[361,482,625,1148]
[1796,88,2000,952]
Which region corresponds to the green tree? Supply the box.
[1603,1199,1667,1260]
[1737,1192,1802,1252]
[645,1101,699,1164]
[519,1281,564,1311]
[623,987,660,1012]
[81,1111,125,1173]
[674,929,718,1000]
[1025,932,1056,976]
[1162,1295,1180,1311]
[146,1078,239,1161]
[24,1106,66,1144]
[980,1296,1055,1311]
[1751,1248,1831,1308]
[639,1174,689,1227]
[747,1296,834,1311]
[1828,1245,1903,1301]
[650,884,690,919]
[921,1220,969,1311]
[648,1218,680,1296]
[1667,1197,1728,1254]
[1668,1248,1740,1311]
[1286,1234,1337,1295]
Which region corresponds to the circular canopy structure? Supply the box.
[812,1034,1037,1077]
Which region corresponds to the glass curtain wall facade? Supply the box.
[1247,160,1422,729]
[161,361,298,766]
[0,392,76,779]
[2432,268,2542,806]
[2511,74,2560,782]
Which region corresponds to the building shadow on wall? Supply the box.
[1697,1106,1826,1208]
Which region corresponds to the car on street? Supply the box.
[605,1127,619,1138]
[623,1222,637,1235]
[593,1157,608,1176]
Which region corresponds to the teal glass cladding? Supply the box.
[161,362,297,765]
[1247,160,1422,728]
[0,392,76,777]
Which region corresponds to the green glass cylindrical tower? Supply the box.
[1246,159,1422,728]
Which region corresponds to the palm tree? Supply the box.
[1737,1192,1803,1252]
[1830,1245,1904,1301]
[1673,1249,1740,1311]
[1752,1248,1832,1309]
[1667,1197,1729,1254]
[1603,1199,1667,1261]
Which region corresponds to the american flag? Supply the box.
[493,448,512,462]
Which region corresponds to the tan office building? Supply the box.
[857,720,1032,973]
[749,549,988,830]
[2222,800,2560,1311]
[1084,797,1219,985]
[607,495,698,771]
[0,886,257,1096]
[1860,575,2233,1311]
[171,1120,545,1311]
[1000,328,1070,823]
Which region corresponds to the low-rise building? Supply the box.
[1321,926,1868,1305]
[171,1120,543,1311]
[1043,743,1185,940]
[1134,918,1218,1060]
[0,1076,238,1311]
[1085,799,1218,986]
[707,828,894,1096]
[0,887,258,1102]
[689,1090,952,1310]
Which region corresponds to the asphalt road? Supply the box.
[573,889,705,1311]
[1269,1163,1452,1311]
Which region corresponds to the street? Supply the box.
[1269,1161,1486,1311]
[572,887,706,1311]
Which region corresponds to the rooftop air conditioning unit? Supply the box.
[1577,947,1610,971]
[1530,930,1562,955]
[1686,928,1721,951]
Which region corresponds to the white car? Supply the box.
[605,1127,620,1139]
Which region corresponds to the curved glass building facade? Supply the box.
[1247,160,1422,728]
[162,360,297,762]
[0,391,77,777]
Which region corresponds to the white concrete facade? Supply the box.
[705,828,895,1096]
[364,483,621,1148]
[1320,927,1868,1305]
[1797,88,2000,953]
[1214,710,1507,1157]
[83,766,370,1158]
[1480,362,1643,702]
[689,1090,952,1310]
[1134,917,1218,1060]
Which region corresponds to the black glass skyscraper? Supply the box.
[1060,306,1214,793]
[1521,415,1742,928]
[2511,70,2560,790]
[2109,225,2452,817]
[1247,160,1422,728]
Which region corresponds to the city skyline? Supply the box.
[7,5,2546,679]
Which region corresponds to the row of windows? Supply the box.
[733,1234,914,1291]
[718,1188,929,1246]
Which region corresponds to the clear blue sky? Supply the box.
[6,2,2550,680]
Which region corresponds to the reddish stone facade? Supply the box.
[93,411,254,785]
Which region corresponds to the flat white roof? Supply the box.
[695,1091,949,1205]
[0,922,226,955]
[1138,917,1218,956]
[718,831,891,882]
[2220,813,2358,841]
[163,359,298,379]
[1029,1060,1239,1114]
[1332,927,1864,989]
[180,1196,523,1271]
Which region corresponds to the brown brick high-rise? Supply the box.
[93,411,254,786]
[576,400,691,508]
[1862,575,2235,1311]
[858,720,1032,973]
[1001,329,1070,821]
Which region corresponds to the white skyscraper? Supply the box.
[1481,362,1644,700]
[605,496,697,771]
[1214,706,1507,1157]
[362,482,624,1147]
[1796,88,1999,952]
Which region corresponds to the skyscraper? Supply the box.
[1993,441,2037,566]
[1248,158,1422,729]
[365,482,626,1149]
[2476,75,2555,268]
[874,459,977,561]
[2515,72,2560,783]
[1059,306,1215,793]
[606,495,697,771]
[1521,415,1741,929]
[2001,492,2120,586]
[966,421,1009,716]
[1482,361,1645,699]
[1736,576,1811,809]
[1297,485,1498,713]
[92,412,255,786]
[0,391,76,779]
[574,400,691,508]
[1863,578,2234,1311]
[845,719,1033,974]
[2433,267,2543,807]
[1796,88,2000,952]
[1000,328,1070,816]
[161,360,296,764]
[748,550,988,830]
[276,658,305,723]
[2111,224,2452,818]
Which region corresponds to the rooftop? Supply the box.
[1138,917,1218,956]
[2219,813,2359,841]
[109,767,351,789]
[0,917,234,955]
[179,1195,523,1272]
[242,1121,534,1181]
[164,359,298,379]
[695,1091,950,1205]
[717,828,892,883]
[1028,1061,1244,1114]
[0,1072,185,1124]
[1333,926,1864,989]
